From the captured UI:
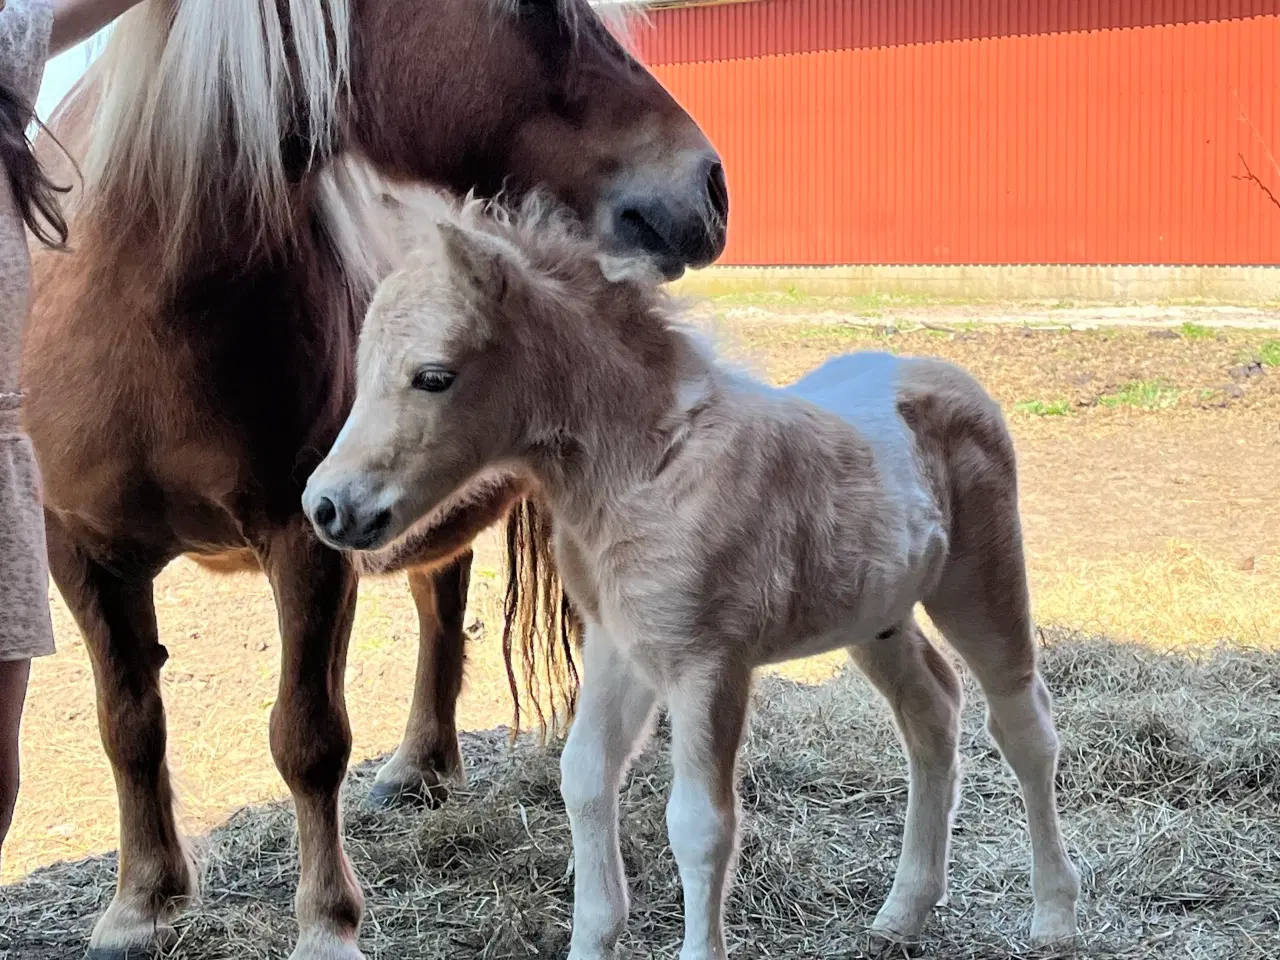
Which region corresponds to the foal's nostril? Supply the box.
[706,161,728,224]
[314,496,338,531]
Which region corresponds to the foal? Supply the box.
[304,197,1081,959]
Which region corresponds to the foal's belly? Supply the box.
[754,597,918,668]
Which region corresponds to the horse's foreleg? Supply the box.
[45,516,195,960]
[263,521,365,960]
[367,552,472,809]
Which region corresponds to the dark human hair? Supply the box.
[0,76,69,249]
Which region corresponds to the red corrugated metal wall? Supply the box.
[631,1,1280,266]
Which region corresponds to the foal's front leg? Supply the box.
[561,629,658,960]
[263,522,365,960]
[664,663,752,960]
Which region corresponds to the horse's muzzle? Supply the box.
[610,150,729,278]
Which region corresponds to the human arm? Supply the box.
[47,0,144,58]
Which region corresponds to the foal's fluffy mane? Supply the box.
[445,189,765,391]
[380,184,670,299]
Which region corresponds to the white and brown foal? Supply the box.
[303,195,1081,959]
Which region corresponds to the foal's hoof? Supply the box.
[867,902,929,950]
[861,932,924,958]
[1031,902,1080,952]
[288,929,366,960]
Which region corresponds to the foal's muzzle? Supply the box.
[303,483,394,551]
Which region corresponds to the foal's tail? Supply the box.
[502,498,581,741]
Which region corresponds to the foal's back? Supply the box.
[638,347,1013,668]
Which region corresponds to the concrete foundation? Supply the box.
[672,264,1280,303]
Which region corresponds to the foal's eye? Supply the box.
[412,368,457,393]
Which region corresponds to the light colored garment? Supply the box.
[0,0,56,662]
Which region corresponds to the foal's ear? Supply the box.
[438,221,509,302]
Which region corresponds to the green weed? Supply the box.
[1014,399,1073,417]
[1179,322,1214,341]
[1098,379,1180,411]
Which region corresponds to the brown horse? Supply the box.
[22,1,726,958]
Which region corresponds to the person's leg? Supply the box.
[0,656,32,874]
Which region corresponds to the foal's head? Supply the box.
[304,193,671,551]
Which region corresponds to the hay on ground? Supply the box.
[2,630,1279,959]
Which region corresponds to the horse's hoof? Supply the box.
[364,773,451,810]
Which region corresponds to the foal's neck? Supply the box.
[529,317,713,537]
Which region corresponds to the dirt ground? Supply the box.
[3,298,1279,885]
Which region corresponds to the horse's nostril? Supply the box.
[706,161,728,223]
[314,496,338,530]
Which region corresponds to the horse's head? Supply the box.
[352,0,727,278]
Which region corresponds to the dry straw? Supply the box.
[3,630,1277,959]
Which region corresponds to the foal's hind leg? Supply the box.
[368,553,472,809]
[925,551,1079,946]
[848,621,962,944]
[262,521,366,960]
[45,517,196,959]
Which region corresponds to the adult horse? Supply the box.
[23,1,727,957]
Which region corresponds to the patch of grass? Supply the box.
[1049,299,1075,310]
[783,322,879,343]
[706,290,963,313]
[1180,322,1214,341]
[1014,398,1072,417]
[1260,340,1280,367]
[1098,378,1181,411]
[1033,543,1278,648]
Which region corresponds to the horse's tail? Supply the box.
[501,498,581,742]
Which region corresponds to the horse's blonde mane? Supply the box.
[82,0,358,275]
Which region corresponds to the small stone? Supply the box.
[1223,383,1246,399]
[1148,329,1180,340]
[1069,372,1096,387]
[1228,361,1265,380]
